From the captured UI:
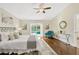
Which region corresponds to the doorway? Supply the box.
[30,23,43,37]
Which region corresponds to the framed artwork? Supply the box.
[2,16,13,25]
[45,24,49,30]
[22,24,27,30]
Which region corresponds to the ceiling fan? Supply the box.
[34,3,52,13]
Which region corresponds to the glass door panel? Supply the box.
[30,23,43,36]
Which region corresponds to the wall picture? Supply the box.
[45,24,49,30]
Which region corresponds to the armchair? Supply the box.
[45,31,55,39]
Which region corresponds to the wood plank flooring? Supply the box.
[42,37,77,55]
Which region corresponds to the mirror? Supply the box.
[59,21,67,29]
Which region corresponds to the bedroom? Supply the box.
[0,3,79,55]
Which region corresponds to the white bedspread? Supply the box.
[0,35,31,50]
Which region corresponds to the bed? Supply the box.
[0,35,37,54]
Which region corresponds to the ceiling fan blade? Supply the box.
[43,11,45,13]
[36,11,40,13]
[33,8,40,10]
[44,7,51,10]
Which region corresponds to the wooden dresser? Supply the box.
[43,37,77,55]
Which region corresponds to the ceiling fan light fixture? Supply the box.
[34,3,52,14]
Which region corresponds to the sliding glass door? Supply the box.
[30,23,43,36]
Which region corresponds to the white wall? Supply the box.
[52,3,79,47]
[0,8,19,41]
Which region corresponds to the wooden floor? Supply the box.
[43,37,77,55]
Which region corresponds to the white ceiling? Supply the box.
[0,3,70,20]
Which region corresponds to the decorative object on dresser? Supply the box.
[60,30,63,34]
[65,34,70,44]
